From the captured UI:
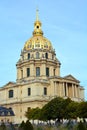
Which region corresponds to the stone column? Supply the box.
[72,84,74,98]
[77,85,79,98]
[59,82,61,96]
[78,86,80,98]
[75,85,77,97]
[65,83,68,97]
[62,82,65,97]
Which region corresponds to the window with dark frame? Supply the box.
[9,90,13,98]
[46,67,49,76]
[28,53,30,59]
[28,88,31,96]
[45,53,48,59]
[27,68,30,77]
[44,87,47,95]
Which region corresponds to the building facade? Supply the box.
[0,11,84,123]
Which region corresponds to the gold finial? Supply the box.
[36,9,39,21]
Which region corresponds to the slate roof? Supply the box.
[0,106,15,116]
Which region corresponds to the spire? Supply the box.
[36,9,39,21]
[33,9,43,36]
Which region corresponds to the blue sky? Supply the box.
[0,0,87,99]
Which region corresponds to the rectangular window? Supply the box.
[46,67,49,76]
[28,88,31,96]
[44,87,47,95]
[45,53,48,59]
[54,69,55,76]
[36,67,40,77]
[9,90,13,98]
[28,53,30,59]
[27,68,30,77]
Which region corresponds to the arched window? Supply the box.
[9,90,13,98]
[36,52,39,59]
[28,53,30,59]
[45,53,48,59]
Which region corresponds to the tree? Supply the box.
[25,108,33,120]
[40,97,66,122]
[77,101,87,119]
[19,120,25,130]
[25,107,41,122]
[65,101,79,119]
[19,120,33,130]
[77,121,87,130]
[31,107,41,120]
[61,98,72,119]
[0,122,6,130]
[24,120,33,130]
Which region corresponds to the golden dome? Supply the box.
[23,35,53,51]
[23,10,53,51]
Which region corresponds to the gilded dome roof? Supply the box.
[23,35,53,51]
[23,10,53,51]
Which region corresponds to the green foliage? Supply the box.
[25,97,87,122]
[0,122,6,130]
[36,126,44,130]
[40,97,72,121]
[77,101,87,118]
[24,120,33,130]
[77,121,87,130]
[19,120,25,129]
[65,101,79,119]
[19,120,33,130]
[25,107,41,120]
[25,108,33,120]
[40,97,65,121]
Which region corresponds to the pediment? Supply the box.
[2,81,16,88]
[63,74,79,82]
